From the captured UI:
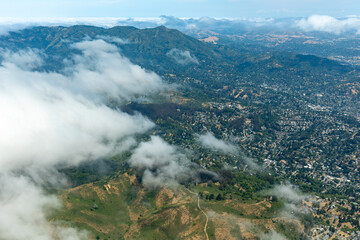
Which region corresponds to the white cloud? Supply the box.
[197,132,238,155]
[266,184,311,221]
[0,40,163,171]
[260,230,288,240]
[296,15,360,34]
[197,132,261,169]
[166,48,199,65]
[129,136,196,188]
[0,17,173,36]
[207,210,288,240]
[0,40,165,239]
[0,48,44,70]
[2,15,360,38]
[96,35,130,44]
[67,39,164,101]
[0,174,88,240]
[267,184,307,203]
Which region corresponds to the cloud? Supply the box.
[96,35,130,44]
[166,48,199,65]
[117,16,294,34]
[0,40,165,239]
[66,39,164,101]
[129,136,218,189]
[197,132,261,169]
[117,15,360,36]
[129,136,197,188]
[0,17,132,35]
[0,48,45,70]
[296,15,360,34]
[260,230,288,240]
[1,15,358,38]
[0,174,88,240]
[0,40,164,171]
[197,132,238,155]
[266,184,311,221]
[207,211,288,240]
[206,184,308,239]
[267,184,308,203]
[2,15,360,39]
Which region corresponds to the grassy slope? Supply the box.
[54,172,306,240]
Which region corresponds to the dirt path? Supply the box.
[186,188,209,240]
[351,131,358,140]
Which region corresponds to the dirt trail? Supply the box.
[186,188,209,240]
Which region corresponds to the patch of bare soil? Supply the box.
[73,218,115,234]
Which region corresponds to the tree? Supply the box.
[208,194,215,200]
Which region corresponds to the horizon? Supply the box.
[0,0,359,19]
[0,15,360,36]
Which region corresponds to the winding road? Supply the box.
[186,188,209,240]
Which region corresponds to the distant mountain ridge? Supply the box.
[0,25,355,90]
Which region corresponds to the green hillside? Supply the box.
[55,172,307,240]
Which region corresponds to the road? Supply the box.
[186,188,209,240]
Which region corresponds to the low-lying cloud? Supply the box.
[129,136,199,188]
[166,48,199,65]
[260,230,288,240]
[209,184,310,239]
[1,15,359,39]
[129,136,219,189]
[0,39,165,239]
[266,184,311,221]
[197,132,260,169]
[0,17,130,35]
[0,174,88,240]
[116,15,360,36]
[207,211,288,240]
[67,39,164,101]
[0,48,45,70]
[117,16,288,33]
[197,132,238,155]
[297,15,360,34]
[96,35,130,44]
[267,184,308,203]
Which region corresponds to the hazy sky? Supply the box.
[0,0,359,18]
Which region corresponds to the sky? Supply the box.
[0,0,360,19]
